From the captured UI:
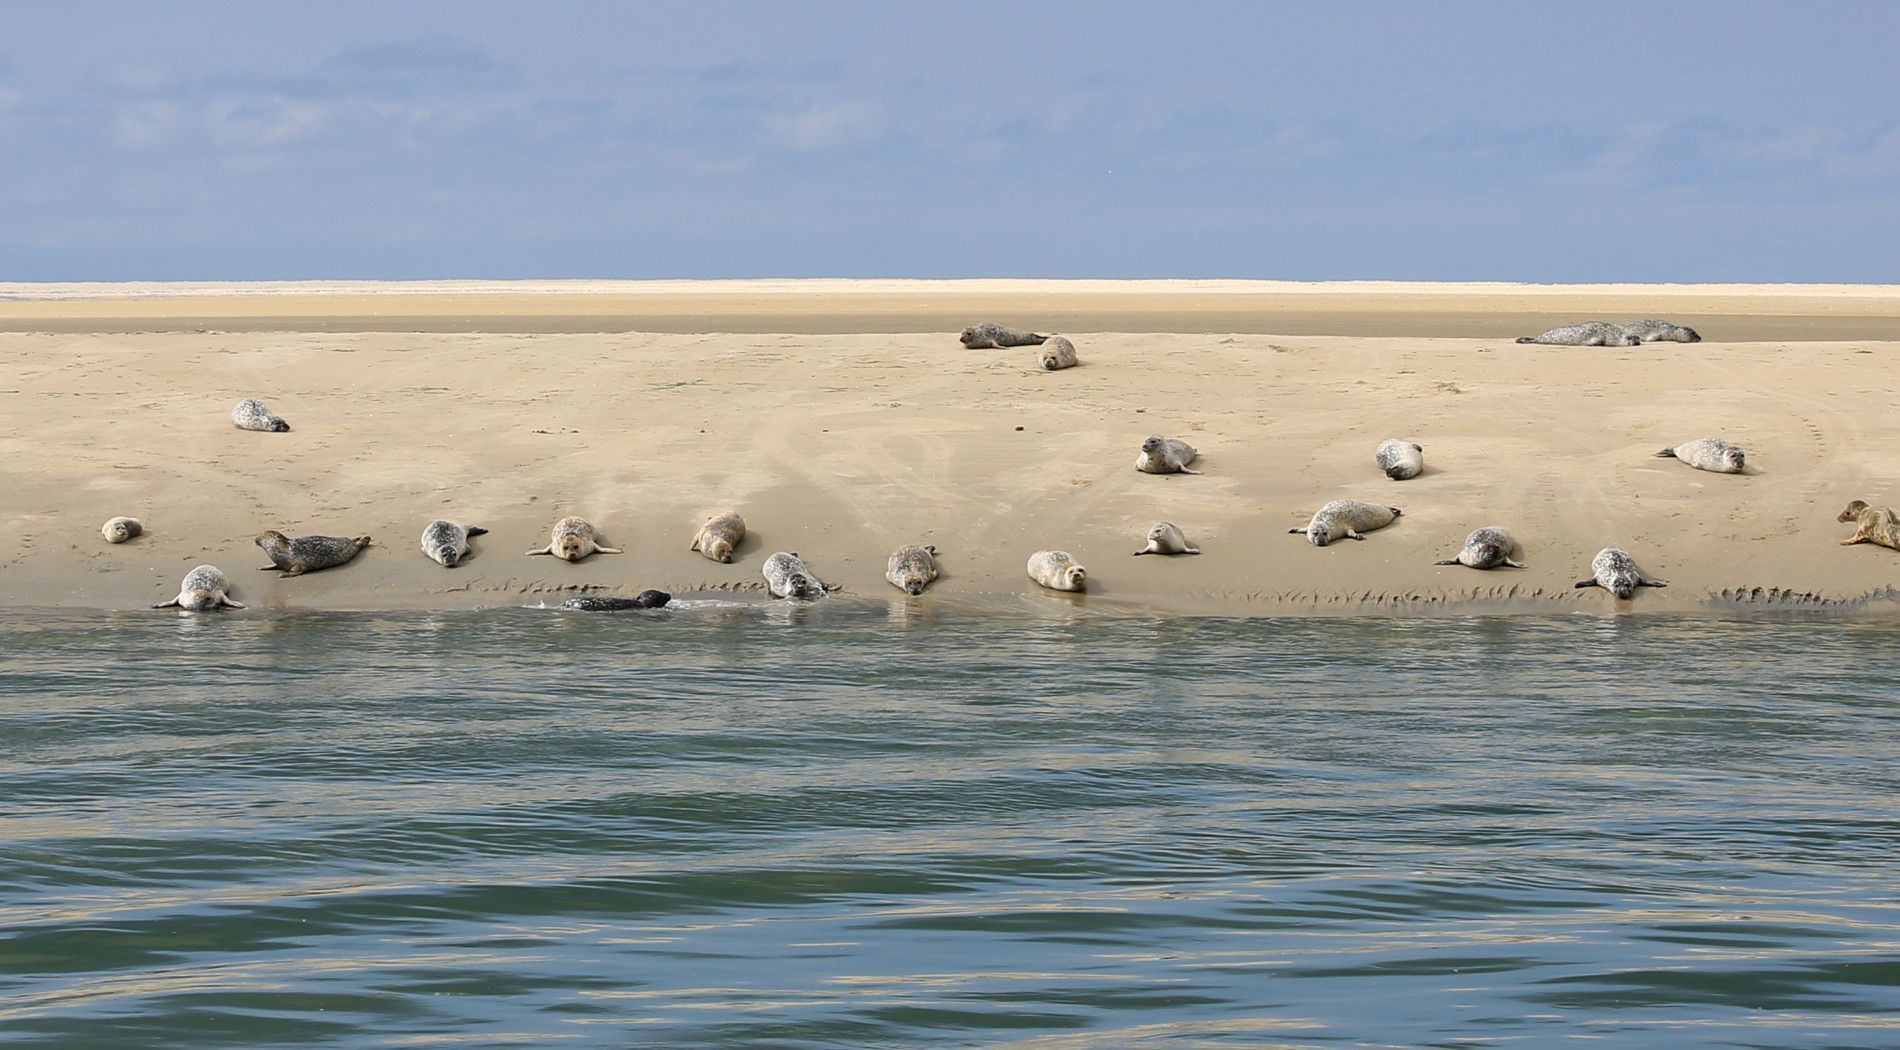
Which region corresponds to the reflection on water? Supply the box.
[2,607,1899,1046]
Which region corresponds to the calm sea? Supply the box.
[3,604,1898,1047]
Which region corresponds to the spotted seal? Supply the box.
[561,590,672,611]
[1622,319,1702,343]
[1132,521,1200,556]
[1837,500,1900,551]
[420,520,488,567]
[102,516,143,544]
[1288,500,1402,546]
[1655,437,1745,474]
[1574,547,1667,599]
[526,517,622,562]
[256,531,371,577]
[1027,549,1087,592]
[1136,435,1201,475]
[1375,439,1424,480]
[1515,322,1641,347]
[232,398,291,432]
[152,564,245,611]
[763,551,829,599]
[960,323,1049,349]
[1038,336,1078,371]
[1434,526,1524,569]
[885,544,940,596]
[689,511,746,564]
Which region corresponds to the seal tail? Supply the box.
[1655,447,1678,458]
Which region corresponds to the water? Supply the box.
[3,605,1899,1047]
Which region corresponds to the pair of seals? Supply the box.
[1289,500,1402,546]
[1575,547,1667,599]
[257,531,371,577]
[1435,526,1524,569]
[690,511,746,563]
[153,564,245,611]
[1838,500,1900,551]
[1039,336,1078,371]
[1656,437,1745,474]
[763,551,829,599]
[420,520,488,567]
[1136,435,1201,475]
[886,544,940,595]
[960,323,1048,349]
[1133,521,1199,556]
[527,517,621,562]
[1375,439,1424,480]
[102,516,143,544]
[1516,320,1702,346]
[562,590,671,611]
[232,398,291,432]
[1028,550,1087,592]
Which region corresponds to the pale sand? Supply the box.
[2,280,1898,616]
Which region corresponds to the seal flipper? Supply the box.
[222,597,246,609]
[595,545,624,555]
[1183,547,1201,555]
[1287,526,1306,535]
[526,546,553,556]
[1433,558,1460,565]
[1639,577,1668,588]
[1346,530,1366,541]
[1574,578,1598,588]
[1178,466,1203,475]
[1503,558,1526,568]
[1133,549,1153,556]
[466,526,488,537]
[1655,448,1679,458]
[151,598,180,608]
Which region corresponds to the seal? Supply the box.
[102,516,143,544]
[1038,336,1078,371]
[526,517,622,562]
[1837,500,1900,551]
[1515,322,1641,347]
[960,323,1049,349]
[256,531,371,577]
[1575,547,1667,599]
[561,590,672,611]
[1027,549,1087,592]
[689,511,746,564]
[885,544,941,596]
[1655,437,1745,474]
[1621,319,1702,343]
[1132,521,1200,556]
[232,398,291,432]
[1288,500,1402,547]
[152,564,245,611]
[1136,435,1202,475]
[763,551,828,599]
[1434,526,1524,569]
[420,520,488,567]
[1375,439,1424,480]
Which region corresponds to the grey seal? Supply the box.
[1136,435,1201,475]
[152,564,245,611]
[1375,439,1424,480]
[1288,499,1402,546]
[690,511,746,564]
[1434,526,1524,569]
[1515,322,1641,347]
[1027,549,1087,592]
[102,516,143,544]
[420,520,488,567]
[561,590,672,611]
[763,551,829,599]
[960,323,1049,349]
[1838,500,1900,551]
[256,530,371,577]
[232,398,291,432]
[1038,336,1078,371]
[1575,547,1667,599]
[526,517,622,562]
[1656,437,1745,474]
[885,544,941,596]
[1622,319,1702,343]
[1133,521,1200,556]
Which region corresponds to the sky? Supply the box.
[1,2,1895,282]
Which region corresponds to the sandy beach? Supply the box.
[3,279,1898,616]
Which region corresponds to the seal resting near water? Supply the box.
[1027,550,1087,592]
[1622,319,1702,343]
[102,517,143,544]
[960,323,1048,349]
[885,544,940,596]
[1656,438,1745,474]
[689,511,746,563]
[526,517,622,562]
[1375,439,1424,480]
[1133,521,1200,556]
[1434,526,1524,569]
[1136,435,1201,475]
[561,590,671,611]
[1575,547,1667,599]
[763,551,829,599]
[1038,336,1078,371]
[420,520,488,567]
[1288,500,1402,546]
[1837,500,1900,551]
[152,564,245,611]
[256,531,371,577]
[232,398,291,432]
[1515,322,1641,347]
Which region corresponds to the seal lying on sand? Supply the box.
[763,551,829,599]
[527,517,622,562]
[960,323,1049,349]
[232,398,291,432]
[256,531,371,577]
[1837,500,1900,551]
[1133,521,1200,556]
[690,511,746,563]
[1434,526,1524,569]
[152,564,245,611]
[102,516,143,544]
[1038,336,1078,371]
[1136,435,1201,475]
[561,590,671,611]
[1575,547,1667,599]
[1027,550,1087,592]
[420,520,488,567]
[1288,500,1402,546]
[1515,322,1641,347]
[1656,437,1745,474]
[885,544,940,596]
[1622,319,1702,343]
[1375,439,1424,480]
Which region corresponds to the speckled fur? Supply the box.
[959,323,1049,349]
[1837,501,1900,551]
[763,551,828,599]
[1038,336,1078,370]
[1656,437,1745,474]
[152,564,244,611]
[232,398,291,432]
[1135,435,1201,475]
[561,590,671,611]
[102,516,143,543]
[1027,550,1087,592]
[1575,547,1667,599]
[1133,521,1200,556]
[1435,526,1524,569]
[1515,322,1641,347]
[885,544,941,595]
[690,511,747,564]
[420,520,488,567]
[1622,319,1702,343]
[1289,500,1402,546]
[256,531,371,577]
[526,517,621,562]
[1375,439,1424,480]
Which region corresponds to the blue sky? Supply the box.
[2,2,1894,281]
